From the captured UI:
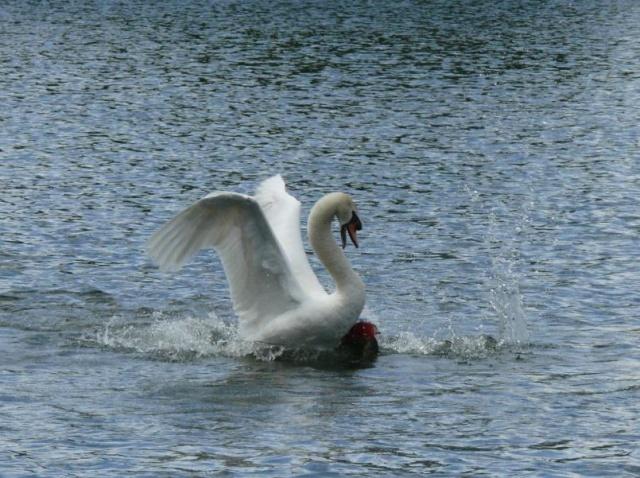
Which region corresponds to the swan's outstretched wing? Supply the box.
[147,192,307,330]
[254,175,326,296]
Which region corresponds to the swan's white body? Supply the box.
[147,175,365,348]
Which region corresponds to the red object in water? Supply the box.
[342,321,378,343]
[339,320,379,360]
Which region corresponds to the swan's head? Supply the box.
[334,193,362,249]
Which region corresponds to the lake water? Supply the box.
[1,0,639,475]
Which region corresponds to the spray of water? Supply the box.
[95,312,260,361]
[484,204,532,347]
[489,256,530,346]
[466,185,532,348]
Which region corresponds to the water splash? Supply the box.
[484,205,531,347]
[92,309,519,364]
[381,331,500,359]
[489,256,530,346]
[93,312,364,365]
[94,312,260,361]
[466,185,532,347]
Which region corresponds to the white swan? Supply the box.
[147,175,369,350]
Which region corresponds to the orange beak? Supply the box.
[341,212,362,249]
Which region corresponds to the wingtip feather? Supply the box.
[146,232,184,272]
[255,174,286,197]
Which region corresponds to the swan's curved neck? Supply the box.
[308,194,364,296]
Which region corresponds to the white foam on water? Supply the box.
[95,311,267,361]
[93,307,522,364]
[381,331,502,359]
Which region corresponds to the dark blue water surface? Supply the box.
[1,1,639,476]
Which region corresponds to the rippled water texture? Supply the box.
[1,0,639,476]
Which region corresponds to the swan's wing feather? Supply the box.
[254,175,326,296]
[147,192,307,329]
